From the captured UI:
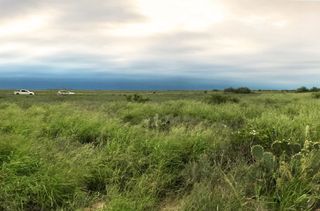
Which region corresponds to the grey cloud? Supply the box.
[0,0,40,20]
[0,0,144,24]
[1,0,320,89]
[57,0,144,22]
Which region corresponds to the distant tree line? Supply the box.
[296,86,320,93]
[207,86,320,93]
[223,87,252,94]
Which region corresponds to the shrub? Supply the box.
[236,87,252,94]
[296,86,309,93]
[311,92,320,99]
[224,87,252,94]
[205,94,239,104]
[224,87,235,93]
[310,87,320,92]
[126,94,150,103]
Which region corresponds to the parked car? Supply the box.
[14,89,35,95]
[57,90,75,95]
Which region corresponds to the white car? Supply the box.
[57,90,75,95]
[14,89,35,95]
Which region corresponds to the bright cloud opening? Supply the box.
[110,0,227,37]
[0,14,51,37]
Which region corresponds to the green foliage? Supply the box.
[299,86,320,95]
[262,152,275,171]
[271,141,283,156]
[311,92,320,99]
[251,145,275,171]
[82,168,109,194]
[296,86,309,93]
[205,94,240,104]
[271,140,302,157]
[1,91,320,210]
[310,87,320,92]
[224,87,252,94]
[125,94,150,103]
[0,142,15,165]
[251,145,264,161]
[290,143,302,154]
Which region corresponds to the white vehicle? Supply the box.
[14,89,35,95]
[57,90,75,95]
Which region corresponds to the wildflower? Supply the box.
[250,129,258,136]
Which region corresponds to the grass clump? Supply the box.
[0,142,15,165]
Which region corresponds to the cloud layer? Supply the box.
[1,0,320,89]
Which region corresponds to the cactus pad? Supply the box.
[271,141,283,156]
[251,145,264,161]
[313,142,320,150]
[263,152,275,171]
[289,143,301,154]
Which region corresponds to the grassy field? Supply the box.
[1,90,320,210]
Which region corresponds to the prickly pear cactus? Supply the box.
[271,141,283,156]
[280,141,290,152]
[262,152,275,171]
[291,153,302,175]
[251,145,264,161]
[271,141,301,157]
[312,142,320,150]
[289,143,301,154]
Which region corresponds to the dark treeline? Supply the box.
[211,86,320,93]
[296,86,320,93]
[223,87,252,94]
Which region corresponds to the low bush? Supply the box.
[296,86,309,93]
[126,94,150,103]
[224,87,252,94]
[296,86,320,93]
[312,92,320,99]
[205,94,240,104]
[310,87,320,92]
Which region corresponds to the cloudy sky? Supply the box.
[0,0,320,89]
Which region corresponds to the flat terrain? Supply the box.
[0,90,320,210]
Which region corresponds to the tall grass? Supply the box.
[0,92,320,210]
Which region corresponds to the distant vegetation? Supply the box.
[1,90,320,210]
[205,94,240,104]
[224,87,252,94]
[125,94,150,103]
[296,86,320,93]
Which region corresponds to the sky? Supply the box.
[0,0,320,90]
